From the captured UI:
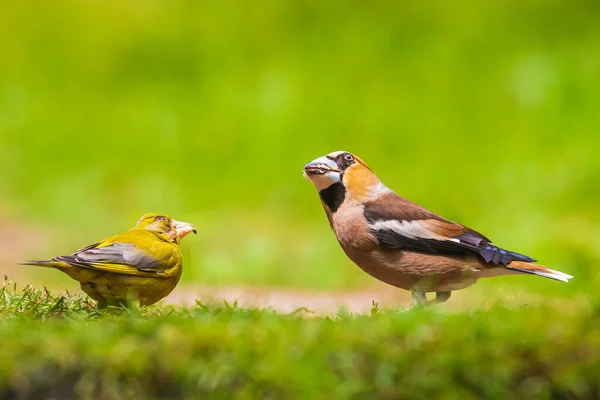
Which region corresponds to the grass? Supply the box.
[2,279,600,399]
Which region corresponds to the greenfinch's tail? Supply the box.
[20,259,71,269]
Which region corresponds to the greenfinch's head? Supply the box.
[136,213,197,241]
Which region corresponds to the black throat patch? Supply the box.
[319,182,346,213]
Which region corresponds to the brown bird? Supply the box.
[304,151,573,308]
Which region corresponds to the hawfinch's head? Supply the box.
[304,151,385,207]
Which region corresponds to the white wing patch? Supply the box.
[370,220,445,240]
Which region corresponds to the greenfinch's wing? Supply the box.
[56,242,167,277]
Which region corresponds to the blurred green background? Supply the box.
[1,0,599,294]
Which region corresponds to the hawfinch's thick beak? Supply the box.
[303,156,341,176]
[171,219,197,239]
[303,156,343,190]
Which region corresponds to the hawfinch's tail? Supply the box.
[506,261,573,283]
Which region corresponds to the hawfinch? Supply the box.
[304,151,573,308]
[22,213,196,308]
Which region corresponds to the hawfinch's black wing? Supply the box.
[364,192,535,266]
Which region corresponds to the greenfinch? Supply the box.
[21,213,196,308]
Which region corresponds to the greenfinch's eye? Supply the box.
[155,216,168,222]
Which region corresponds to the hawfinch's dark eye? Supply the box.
[155,216,168,222]
[343,153,354,162]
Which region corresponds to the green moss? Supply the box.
[1,282,599,399]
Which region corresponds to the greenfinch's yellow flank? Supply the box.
[21,213,196,308]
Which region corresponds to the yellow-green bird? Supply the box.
[21,213,196,308]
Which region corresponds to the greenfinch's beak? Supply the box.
[172,219,197,239]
